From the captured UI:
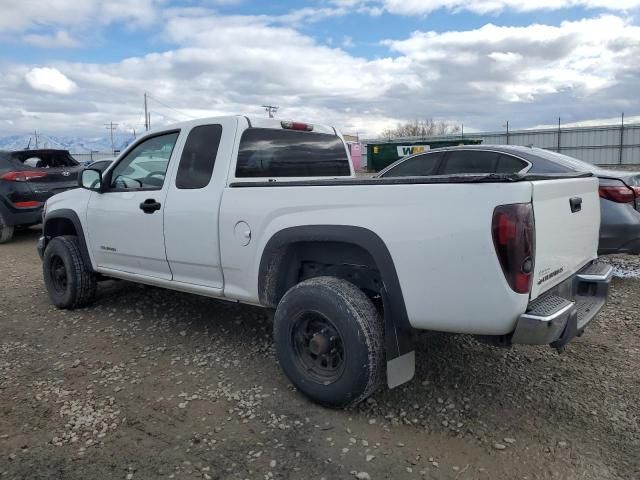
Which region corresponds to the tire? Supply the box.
[43,235,97,309]
[273,276,384,408]
[0,212,14,244]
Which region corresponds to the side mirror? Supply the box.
[80,168,102,192]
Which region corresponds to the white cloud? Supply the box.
[337,0,640,15]
[1,11,639,138]
[25,67,78,94]
[0,0,159,32]
[384,15,640,102]
[23,30,79,48]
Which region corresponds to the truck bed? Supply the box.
[220,172,599,336]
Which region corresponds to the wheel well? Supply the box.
[260,241,382,308]
[42,211,94,271]
[258,225,414,374]
[44,217,77,238]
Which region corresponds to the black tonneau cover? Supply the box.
[229,172,593,188]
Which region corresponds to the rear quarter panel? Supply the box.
[220,182,533,335]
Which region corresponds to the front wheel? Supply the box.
[43,235,97,309]
[273,276,384,408]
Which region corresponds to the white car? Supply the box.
[38,116,611,407]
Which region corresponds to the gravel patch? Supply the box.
[0,228,638,479]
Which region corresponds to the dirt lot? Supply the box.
[1,228,639,480]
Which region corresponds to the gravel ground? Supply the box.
[1,228,639,480]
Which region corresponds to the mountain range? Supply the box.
[0,133,135,153]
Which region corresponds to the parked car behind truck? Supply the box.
[39,117,611,408]
[378,145,640,255]
[0,149,82,243]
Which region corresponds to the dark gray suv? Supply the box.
[378,145,640,255]
[0,149,82,243]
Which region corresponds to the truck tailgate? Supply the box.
[530,177,600,300]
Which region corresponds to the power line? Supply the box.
[146,93,196,120]
[38,133,67,149]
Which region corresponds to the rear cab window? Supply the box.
[235,128,351,178]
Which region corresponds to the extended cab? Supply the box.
[38,116,612,407]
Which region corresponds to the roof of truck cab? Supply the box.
[143,115,337,136]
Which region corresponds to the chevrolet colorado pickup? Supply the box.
[38,116,612,407]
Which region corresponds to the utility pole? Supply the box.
[262,105,279,118]
[557,117,561,153]
[147,112,151,130]
[34,130,39,149]
[132,127,136,139]
[104,122,119,154]
[144,92,149,131]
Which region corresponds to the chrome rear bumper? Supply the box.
[512,262,612,347]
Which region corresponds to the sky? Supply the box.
[0,0,639,138]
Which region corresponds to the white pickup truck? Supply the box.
[39,116,612,408]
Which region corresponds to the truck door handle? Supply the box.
[140,199,161,213]
[569,197,582,213]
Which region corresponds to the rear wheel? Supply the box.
[0,212,14,243]
[273,276,384,408]
[43,235,96,309]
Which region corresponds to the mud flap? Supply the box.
[382,288,415,389]
[550,310,578,351]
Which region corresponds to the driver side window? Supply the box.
[109,132,179,190]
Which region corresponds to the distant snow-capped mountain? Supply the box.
[0,134,135,153]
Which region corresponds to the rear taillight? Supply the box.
[0,171,48,182]
[13,201,42,208]
[598,185,635,203]
[281,121,314,131]
[492,203,535,294]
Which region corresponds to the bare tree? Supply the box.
[380,119,461,139]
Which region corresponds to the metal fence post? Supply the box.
[619,112,625,165]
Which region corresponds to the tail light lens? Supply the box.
[13,201,42,208]
[492,203,535,294]
[1,171,48,182]
[598,185,635,203]
[281,121,314,131]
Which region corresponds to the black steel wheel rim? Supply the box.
[49,255,68,294]
[290,310,346,384]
